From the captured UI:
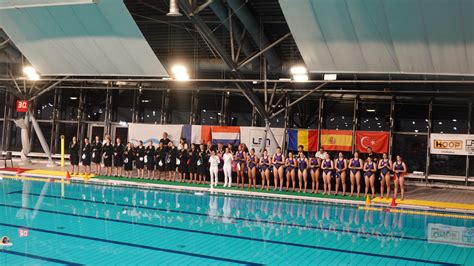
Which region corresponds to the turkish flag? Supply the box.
[355,131,390,154]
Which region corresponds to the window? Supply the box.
[323,101,354,130]
[33,90,55,120]
[199,93,221,125]
[84,89,106,122]
[169,91,191,124]
[8,122,22,151]
[59,88,80,121]
[432,104,468,134]
[430,154,466,176]
[31,122,53,153]
[290,99,318,129]
[358,102,390,131]
[139,90,163,124]
[392,134,427,173]
[394,103,429,133]
[111,90,134,122]
[230,94,252,126]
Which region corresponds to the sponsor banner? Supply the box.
[430,133,474,155]
[428,223,474,247]
[241,127,285,155]
[128,124,182,145]
[320,130,353,151]
[355,131,390,154]
[287,129,318,152]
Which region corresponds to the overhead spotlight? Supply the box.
[366,109,376,113]
[324,74,337,81]
[167,0,182,16]
[171,65,189,81]
[290,65,308,82]
[23,66,40,80]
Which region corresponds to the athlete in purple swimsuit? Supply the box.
[260,150,271,190]
[321,153,334,195]
[247,148,258,190]
[297,152,308,193]
[285,152,297,192]
[235,145,246,189]
[363,157,377,198]
[392,155,407,200]
[334,152,347,196]
[309,154,320,194]
[272,147,285,191]
[378,153,393,198]
[349,152,364,197]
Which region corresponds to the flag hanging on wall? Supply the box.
[355,131,390,153]
[320,130,353,151]
[288,129,318,152]
[182,125,212,145]
[211,126,240,146]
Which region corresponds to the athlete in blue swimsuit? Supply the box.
[363,157,377,198]
[272,147,285,191]
[334,152,347,196]
[378,153,393,198]
[349,152,364,197]
[297,152,308,193]
[247,148,258,190]
[321,153,334,195]
[259,149,271,190]
[392,155,407,200]
[285,152,297,192]
[309,154,320,194]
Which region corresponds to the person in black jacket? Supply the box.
[156,142,166,179]
[69,136,80,175]
[197,144,207,184]
[81,137,92,175]
[102,136,114,176]
[177,147,188,182]
[135,141,145,179]
[145,141,156,179]
[123,142,135,178]
[188,143,198,183]
[166,141,178,182]
[113,137,124,177]
[91,135,102,175]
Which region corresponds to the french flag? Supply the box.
[182,125,212,145]
[211,126,240,146]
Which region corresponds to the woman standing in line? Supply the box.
[91,135,102,175]
[188,144,198,183]
[285,152,297,192]
[235,145,246,189]
[69,136,80,175]
[321,153,334,195]
[156,142,166,180]
[123,142,135,178]
[145,141,156,179]
[392,155,407,200]
[334,152,348,196]
[197,144,207,184]
[223,147,233,187]
[81,137,92,175]
[102,136,114,176]
[135,141,146,179]
[363,156,377,198]
[297,152,308,193]
[309,153,320,194]
[272,147,285,191]
[209,149,220,189]
[378,153,392,198]
[113,137,124,177]
[247,148,258,190]
[348,152,364,197]
[177,146,188,182]
[259,149,271,191]
[166,142,178,182]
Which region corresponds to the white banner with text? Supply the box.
[430,133,474,156]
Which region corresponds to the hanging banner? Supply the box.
[182,125,212,145]
[430,133,474,155]
[128,124,182,145]
[211,126,240,146]
[355,131,390,153]
[287,129,318,152]
[241,127,285,155]
[320,130,353,151]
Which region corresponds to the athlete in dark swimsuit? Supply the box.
[334,152,347,196]
[392,155,407,200]
[309,154,320,194]
[260,150,271,190]
[321,154,334,195]
[285,152,297,192]
[272,147,285,191]
[378,153,392,198]
[363,157,377,198]
[349,152,364,197]
[235,145,246,189]
[247,148,258,190]
[297,152,308,193]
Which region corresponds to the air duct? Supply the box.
[167,0,182,16]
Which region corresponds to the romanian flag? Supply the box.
[288,129,318,152]
[321,130,353,151]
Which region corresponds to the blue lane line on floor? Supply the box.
[0,203,454,265]
[11,191,426,243]
[0,249,83,266]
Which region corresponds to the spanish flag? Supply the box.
[288,129,318,152]
[321,130,353,151]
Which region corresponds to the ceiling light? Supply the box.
[293,74,308,82]
[23,66,40,80]
[366,109,376,112]
[28,73,40,81]
[323,74,337,81]
[290,66,307,75]
[171,65,189,81]
[252,81,258,84]
[69,96,78,100]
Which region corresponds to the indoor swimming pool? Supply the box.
[0,179,472,265]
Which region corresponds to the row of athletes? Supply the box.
[68,134,407,200]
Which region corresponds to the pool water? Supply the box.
[0,179,473,265]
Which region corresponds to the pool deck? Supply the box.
[1,159,474,214]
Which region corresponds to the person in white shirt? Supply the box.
[208,149,220,188]
[222,147,233,187]
[315,147,327,160]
